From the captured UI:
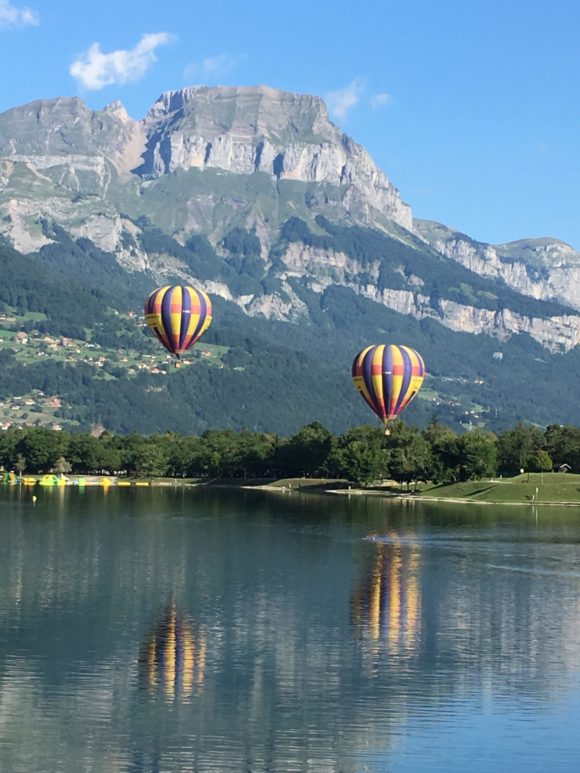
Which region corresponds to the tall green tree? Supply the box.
[544,425,580,471]
[460,429,498,480]
[528,449,553,473]
[16,429,66,473]
[327,426,389,485]
[387,423,432,490]
[275,422,333,477]
[497,422,544,473]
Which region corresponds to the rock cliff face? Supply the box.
[129,235,580,354]
[415,220,580,312]
[255,243,580,353]
[0,86,578,356]
[136,86,412,229]
[0,86,411,248]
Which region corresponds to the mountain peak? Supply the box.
[103,100,132,124]
[133,83,412,230]
[145,84,334,144]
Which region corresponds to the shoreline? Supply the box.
[244,479,580,508]
[7,474,580,507]
[327,489,580,507]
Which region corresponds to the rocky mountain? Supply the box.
[416,220,580,313]
[0,85,578,433]
[0,86,410,255]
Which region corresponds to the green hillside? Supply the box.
[0,226,579,435]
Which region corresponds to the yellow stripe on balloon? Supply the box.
[389,346,404,416]
[371,345,386,418]
[170,285,183,351]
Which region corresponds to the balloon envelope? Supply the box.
[352,344,425,425]
[144,285,212,357]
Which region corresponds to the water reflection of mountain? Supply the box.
[2,492,580,771]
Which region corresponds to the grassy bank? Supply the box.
[419,472,580,504]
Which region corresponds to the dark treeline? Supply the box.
[1,420,578,486]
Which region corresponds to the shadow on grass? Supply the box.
[421,483,496,499]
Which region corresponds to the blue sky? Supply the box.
[1,0,579,248]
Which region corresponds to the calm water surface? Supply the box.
[1,487,580,772]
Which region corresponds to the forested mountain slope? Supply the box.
[0,86,578,432]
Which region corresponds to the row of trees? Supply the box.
[0,420,577,486]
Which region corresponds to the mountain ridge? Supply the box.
[0,85,578,432]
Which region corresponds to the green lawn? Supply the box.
[421,473,580,503]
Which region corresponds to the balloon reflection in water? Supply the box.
[352,533,422,654]
[139,605,206,702]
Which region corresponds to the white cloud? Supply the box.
[371,91,392,108]
[0,0,39,28]
[70,33,172,91]
[326,77,366,120]
[183,53,245,81]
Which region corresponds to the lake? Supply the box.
[1,486,580,772]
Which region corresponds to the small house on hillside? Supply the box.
[557,463,572,473]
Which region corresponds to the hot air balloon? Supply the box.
[352,344,425,434]
[144,285,212,366]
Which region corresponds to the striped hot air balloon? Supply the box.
[144,285,212,365]
[352,344,426,434]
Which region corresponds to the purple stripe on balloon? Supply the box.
[146,291,157,315]
[178,286,191,350]
[363,346,380,418]
[188,290,207,349]
[394,347,413,416]
[161,287,176,354]
[418,353,426,376]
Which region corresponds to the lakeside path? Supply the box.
[326,489,580,507]
[324,472,580,507]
